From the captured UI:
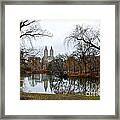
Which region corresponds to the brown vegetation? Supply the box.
[20,92,100,100]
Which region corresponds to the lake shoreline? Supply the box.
[20,92,100,100]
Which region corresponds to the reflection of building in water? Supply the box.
[44,80,48,92]
[41,74,52,92]
[22,75,54,94]
[42,46,54,70]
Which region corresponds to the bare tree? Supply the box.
[47,54,68,78]
[20,20,53,74]
[65,25,100,54]
[65,25,100,73]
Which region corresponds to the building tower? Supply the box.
[44,46,48,58]
[50,46,54,57]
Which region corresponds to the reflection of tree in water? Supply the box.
[50,77,100,96]
[25,74,100,96]
[28,74,41,87]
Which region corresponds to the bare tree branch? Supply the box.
[20,32,53,38]
[65,25,100,55]
[20,20,36,31]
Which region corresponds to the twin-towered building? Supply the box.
[42,46,54,69]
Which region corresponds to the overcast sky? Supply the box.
[25,19,100,57]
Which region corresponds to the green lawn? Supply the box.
[20,92,100,100]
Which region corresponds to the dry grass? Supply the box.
[20,92,100,100]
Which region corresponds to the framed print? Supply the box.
[0,0,119,119]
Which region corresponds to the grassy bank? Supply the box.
[20,92,100,100]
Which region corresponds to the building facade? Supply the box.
[42,46,54,69]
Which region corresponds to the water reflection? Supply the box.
[20,74,100,96]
